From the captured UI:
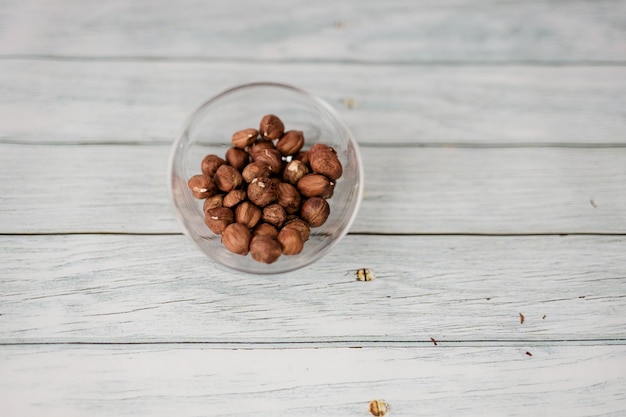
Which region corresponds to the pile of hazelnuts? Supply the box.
[187,114,343,264]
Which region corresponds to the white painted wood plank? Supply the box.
[1,61,625,145]
[1,345,624,417]
[1,234,624,343]
[1,0,625,63]
[1,144,625,234]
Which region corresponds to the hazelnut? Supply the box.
[203,194,225,213]
[282,160,309,185]
[294,150,310,165]
[235,201,262,229]
[259,114,285,140]
[214,164,243,192]
[247,177,277,207]
[309,144,343,180]
[369,400,389,417]
[276,182,301,214]
[221,223,251,256]
[253,223,279,238]
[222,189,246,208]
[276,130,304,156]
[356,268,375,281]
[277,227,304,255]
[225,147,249,171]
[242,162,271,183]
[251,148,283,174]
[262,203,287,228]
[249,139,275,154]
[232,128,258,149]
[301,197,330,227]
[297,174,335,199]
[187,174,216,199]
[249,235,282,264]
[283,218,311,241]
[201,154,226,177]
[205,207,234,234]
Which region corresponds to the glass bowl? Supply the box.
[169,82,363,274]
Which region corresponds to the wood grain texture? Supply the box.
[1,345,625,417]
[1,144,625,234]
[1,60,625,145]
[2,234,624,343]
[1,0,625,63]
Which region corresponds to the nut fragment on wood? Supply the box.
[519,312,525,324]
[369,399,389,416]
[356,268,375,281]
[430,337,438,346]
[525,351,533,357]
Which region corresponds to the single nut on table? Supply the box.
[297,173,335,199]
[231,128,258,149]
[249,235,282,264]
[276,130,305,156]
[356,268,375,281]
[187,174,216,199]
[277,227,304,255]
[253,222,279,238]
[276,182,302,214]
[221,223,251,256]
[282,159,309,185]
[309,143,343,180]
[242,162,271,183]
[251,148,283,174]
[283,218,311,242]
[222,189,246,208]
[368,399,389,417]
[205,207,234,235]
[262,203,287,228]
[301,197,330,227]
[259,114,285,140]
[235,201,262,229]
[225,147,249,171]
[203,194,225,213]
[247,177,277,207]
[201,154,226,177]
[214,164,243,192]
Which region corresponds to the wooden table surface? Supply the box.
[1,1,625,416]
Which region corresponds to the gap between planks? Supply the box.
[2,55,626,67]
[1,339,625,349]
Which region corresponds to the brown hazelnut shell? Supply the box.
[221,223,251,256]
[259,114,285,140]
[247,177,277,207]
[232,128,258,149]
[277,227,304,255]
[188,174,216,199]
[222,189,246,208]
[297,174,335,199]
[301,197,330,228]
[214,164,243,192]
[262,203,287,228]
[235,201,262,229]
[276,130,305,156]
[276,182,301,214]
[201,154,226,177]
[225,147,249,171]
[309,145,343,180]
[249,235,282,264]
[205,207,234,234]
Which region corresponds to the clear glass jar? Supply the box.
[169,82,363,274]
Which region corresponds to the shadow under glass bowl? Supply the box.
[169,82,363,274]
